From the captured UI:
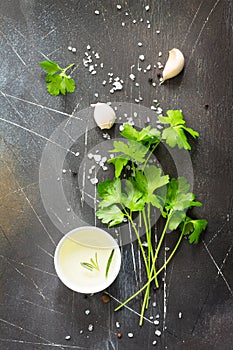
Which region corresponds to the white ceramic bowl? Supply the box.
[54,226,121,294]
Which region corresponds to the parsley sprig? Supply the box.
[40,60,76,96]
[96,110,207,325]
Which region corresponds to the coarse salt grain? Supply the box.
[138,42,143,47]
[139,55,145,61]
[152,340,157,346]
[158,51,162,57]
[87,45,91,50]
[129,73,136,81]
[122,22,125,27]
[116,321,121,328]
[179,312,182,319]
[62,169,67,174]
[155,330,161,337]
[94,93,99,97]
[117,4,122,10]
[85,309,90,315]
[72,47,76,53]
[68,46,72,51]
[65,335,71,340]
[156,30,160,34]
[154,320,159,325]
[90,177,98,185]
[95,10,100,15]
[128,332,134,338]
[88,324,94,331]
[145,5,150,11]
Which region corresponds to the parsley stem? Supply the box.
[143,142,160,171]
[115,228,184,316]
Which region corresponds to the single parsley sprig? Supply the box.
[40,60,76,96]
[96,110,207,325]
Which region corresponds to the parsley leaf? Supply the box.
[121,124,161,146]
[133,166,169,210]
[96,205,125,227]
[108,156,128,178]
[182,217,208,244]
[122,179,145,211]
[165,177,202,230]
[97,179,122,208]
[158,110,199,150]
[40,60,76,96]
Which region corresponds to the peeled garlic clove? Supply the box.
[93,102,116,129]
[161,48,184,83]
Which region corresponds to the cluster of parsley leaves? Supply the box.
[40,60,76,96]
[96,110,207,325]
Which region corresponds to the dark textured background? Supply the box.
[0,0,232,349]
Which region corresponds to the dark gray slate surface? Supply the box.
[0,0,232,349]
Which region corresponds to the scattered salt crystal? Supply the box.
[102,80,107,86]
[156,107,163,114]
[94,93,99,97]
[85,309,90,315]
[93,154,101,162]
[128,332,134,338]
[87,45,91,50]
[147,116,150,122]
[62,169,67,174]
[142,241,148,247]
[100,63,104,68]
[68,46,72,51]
[158,51,162,57]
[138,42,143,47]
[156,30,160,34]
[119,125,124,131]
[140,18,143,22]
[152,302,156,307]
[88,324,94,332]
[165,247,170,251]
[75,152,80,157]
[88,153,93,159]
[139,55,145,61]
[122,22,125,27]
[132,19,136,23]
[114,106,118,111]
[65,335,71,340]
[155,330,161,337]
[117,4,122,9]
[116,321,121,328]
[147,20,150,24]
[143,69,147,73]
[138,67,142,71]
[155,314,160,318]
[152,340,157,346]
[90,177,98,185]
[91,70,97,75]
[151,106,156,110]
[153,99,158,103]
[135,82,139,87]
[72,47,76,53]
[80,330,83,334]
[134,112,138,117]
[135,98,139,103]
[139,96,143,101]
[178,312,182,319]
[152,82,156,87]
[154,320,159,325]
[146,64,151,70]
[110,88,114,94]
[145,5,150,11]
[102,166,108,171]
[147,24,151,29]
[57,177,60,181]
[95,10,100,15]
[125,12,129,15]
[150,316,154,320]
[67,208,71,212]
[129,73,136,81]
[113,81,123,90]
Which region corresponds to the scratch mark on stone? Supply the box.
[41,29,55,40]
[0,91,82,119]
[0,319,65,348]
[35,244,54,259]
[47,47,61,57]
[181,0,204,48]
[104,292,155,324]
[0,115,77,157]
[202,240,233,296]
[21,189,56,247]
[185,0,221,67]
[0,30,26,66]
[128,223,138,286]
[0,339,87,349]
[163,244,167,332]
[81,125,88,206]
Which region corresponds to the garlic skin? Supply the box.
[161,48,184,83]
[93,103,116,129]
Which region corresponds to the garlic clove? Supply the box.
[93,103,116,130]
[161,48,184,83]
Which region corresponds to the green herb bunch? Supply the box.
[96,110,207,325]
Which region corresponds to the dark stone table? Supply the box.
[0,1,232,349]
